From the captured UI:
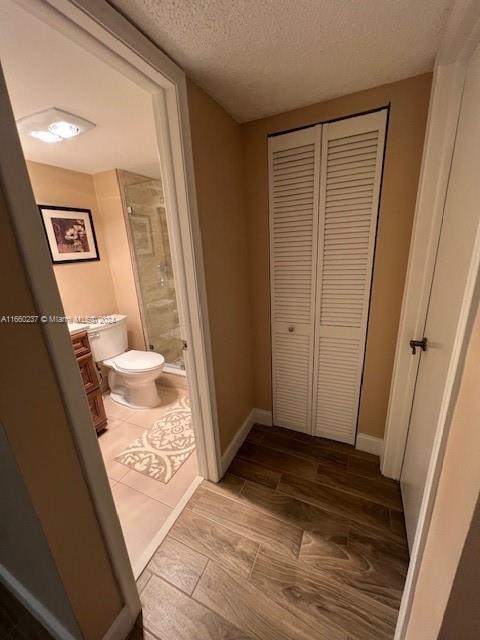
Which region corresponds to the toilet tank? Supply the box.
[86,314,128,362]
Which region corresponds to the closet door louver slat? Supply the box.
[312,111,387,443]
[269,127,321,432]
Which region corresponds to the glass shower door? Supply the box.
[119,170,184,369]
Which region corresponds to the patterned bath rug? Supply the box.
[115,396,195,484]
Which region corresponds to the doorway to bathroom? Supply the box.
[0,0,220,587]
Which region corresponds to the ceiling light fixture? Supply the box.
[29,130,62,144]
[48,120,80,139]
[17,108,95,144]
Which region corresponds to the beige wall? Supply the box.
[27,161,118,319]
[0,183,123,638]
[187,80,254,452]
[243,73,432,438]
[94,170,145,350]
[405,301,480,639]
[0,425,81,638]
[439,496,480,639]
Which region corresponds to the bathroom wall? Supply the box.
[93,169,145,350]
[26,162,146,351]
[242,72,432,440]
[26,161,118,319]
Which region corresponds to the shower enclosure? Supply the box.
[118,169,184,370]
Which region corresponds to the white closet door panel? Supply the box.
[269,127,321,433]
[312,111,387,443]
[315,335,364,441]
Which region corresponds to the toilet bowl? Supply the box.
[104,350,165,409]
[85,314,165,409]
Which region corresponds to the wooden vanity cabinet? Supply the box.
[71,330,107,434]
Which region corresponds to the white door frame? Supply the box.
[382,0,480,480]
[2,0,222,632]
[381,0,480,638]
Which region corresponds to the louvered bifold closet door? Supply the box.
[269,127,321,433]
[312,110,387,444]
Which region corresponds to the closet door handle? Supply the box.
[288,326,295,333]
[409,337,427,355]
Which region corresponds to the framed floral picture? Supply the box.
[38,205,100,264]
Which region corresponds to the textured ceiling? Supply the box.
[109,0,452,122]
[0,0,160,177]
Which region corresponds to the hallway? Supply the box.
[132,424,409,640]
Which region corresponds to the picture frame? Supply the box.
[130,215,154,257]
[38,205,100,264]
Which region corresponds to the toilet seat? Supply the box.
[104,349,165,374]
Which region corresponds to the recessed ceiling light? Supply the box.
[48,121,80,139]
[16,108,95,143]
[30,130,62,144]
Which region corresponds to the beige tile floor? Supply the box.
[98,373,198,572]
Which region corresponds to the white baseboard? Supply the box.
[220,409,256,475]
[355,433,384,457]
[0,564,79,640]
[103,605,135,640]
[252,408,273,426]
[224,412,381,460]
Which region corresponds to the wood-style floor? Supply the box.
[132,424,409,640]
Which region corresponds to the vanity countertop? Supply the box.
[68,321,87,336]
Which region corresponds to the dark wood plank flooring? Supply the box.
[135,425,409,640]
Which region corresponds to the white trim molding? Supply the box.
[355,433,383,457]
[102,606,133,640]
[219,408,274,475]
[252,408,273,426]
[382,61,467,480]
[220,410,256,475]
[0,566,79,640]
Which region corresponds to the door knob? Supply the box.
[409,337,427,355]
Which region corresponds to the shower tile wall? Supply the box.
[117,170,183,368]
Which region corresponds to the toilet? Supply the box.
[85,314,165,409]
